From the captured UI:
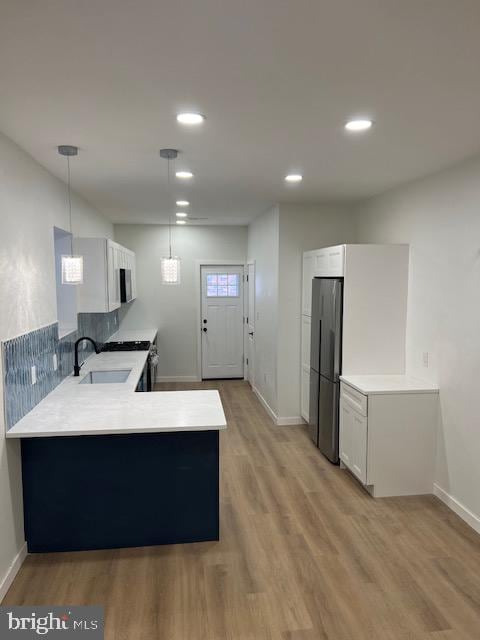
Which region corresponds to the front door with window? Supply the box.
[201,265,244,379]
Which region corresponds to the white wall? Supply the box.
[277,204,355,420]
[0,131,112,596]
[355,153,480,529]
[247,206,280,413]
[114,224,248,380]
[247,203,355,421]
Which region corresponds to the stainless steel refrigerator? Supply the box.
[308,277,343,463]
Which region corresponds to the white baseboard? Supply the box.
[276,416,306,426]
[252,386,277,424]
[252,387,305,426]
[0,542,27,603]
[156,375,199,383]
[434,483,480,535]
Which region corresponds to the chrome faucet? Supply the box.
[74,336,100,376]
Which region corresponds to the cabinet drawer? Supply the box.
[340,382,367,416]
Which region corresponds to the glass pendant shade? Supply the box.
[161,257,181,285]
[61,255,84,285]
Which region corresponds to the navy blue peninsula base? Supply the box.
[21,430,219,553]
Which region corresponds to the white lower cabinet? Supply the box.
[339,381,438,497]
[340,400,367,484]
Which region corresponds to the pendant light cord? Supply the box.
[167,156,172,259]
[67,154,74,255]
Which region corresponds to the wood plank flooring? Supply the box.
[3,380,480,639]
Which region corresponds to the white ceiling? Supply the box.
[2,0,480,225]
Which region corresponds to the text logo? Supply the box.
[0,607,103,639]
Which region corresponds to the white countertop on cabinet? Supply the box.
[7,350,226,438]
[340,374,439,395]
[108,328,158,343]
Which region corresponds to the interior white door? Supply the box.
[246,263,255,386]
[201,265,244,379]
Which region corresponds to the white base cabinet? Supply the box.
[339,379,439,497]
[75,238,136,313]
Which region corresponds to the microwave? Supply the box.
[119,268,133,303]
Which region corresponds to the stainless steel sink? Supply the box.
[80,369,132,384]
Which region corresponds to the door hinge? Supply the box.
[246,316,249,324]
[246,358,249,365]
[246,274,249,282]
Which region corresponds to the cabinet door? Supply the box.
[301,315,312,421]
[314,249,328,277]
[340,398,368,484]
[107,241,121,311]
[130,251,137,300]
[339,399,353,468]
[301,368,310,423]
[301,315,311,370]
[327,246,345,277]
[351,412,368,484]
[302,253,315,316]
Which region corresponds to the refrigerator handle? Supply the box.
[333,280,342,379]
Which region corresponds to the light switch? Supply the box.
[31,365,37,385]
[422,352,429,368]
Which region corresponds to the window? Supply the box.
[54,227,78,338]
[207,273,240,297]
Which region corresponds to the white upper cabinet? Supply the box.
[75,238,137,313]
[313,245,345,278]
[302,246,346,317]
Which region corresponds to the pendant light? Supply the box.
[58,145,83,284]
[159,148,181,285]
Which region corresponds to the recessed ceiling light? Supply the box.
[176,112,205,125]
[176,212,187,218]
[176,220,187,225]
[176,200,190,207]
[176,171,193,179]
[285,174,303,183]
[345,119,373,132]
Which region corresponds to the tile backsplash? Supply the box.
[2,310,119,430]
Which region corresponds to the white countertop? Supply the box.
[108,328,158,343]
[7,349,226,438]
[340,374,439,395]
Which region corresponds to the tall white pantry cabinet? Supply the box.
[300,244,410,422]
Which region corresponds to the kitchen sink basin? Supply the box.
[80,369,132,384]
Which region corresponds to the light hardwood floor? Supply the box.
[3,380,480,639]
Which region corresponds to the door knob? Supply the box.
[249,332,254,336]
[203,328,207,332]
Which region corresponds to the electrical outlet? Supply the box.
[53,354,58,371]
[31,365,37,385]
[422,352,429,368]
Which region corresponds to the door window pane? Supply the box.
[206,273,240,297]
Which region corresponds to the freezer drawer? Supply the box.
[308,369,319,446]
[318,376,340,464]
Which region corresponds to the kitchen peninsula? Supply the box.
[7,344,226,553]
